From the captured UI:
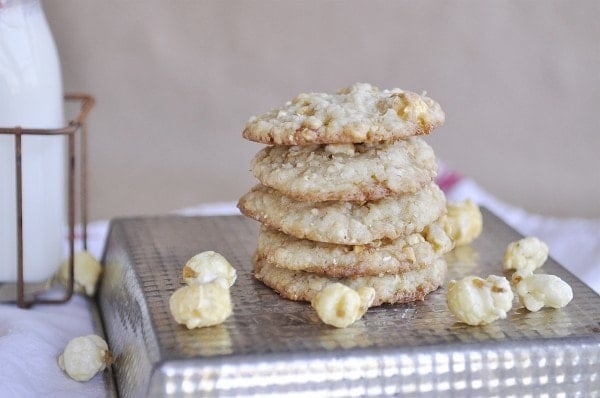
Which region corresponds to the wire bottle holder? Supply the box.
[0,94,94,308]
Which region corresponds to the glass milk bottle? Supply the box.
[0,0,66,290]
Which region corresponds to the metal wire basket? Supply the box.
[0,93,94,308]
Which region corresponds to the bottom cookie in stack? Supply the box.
[253,255,447,307]
[252,218,452,308]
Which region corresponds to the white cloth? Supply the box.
[1,186,598,397]
[0,296,104,397]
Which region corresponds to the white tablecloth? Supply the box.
[2,168,599,397]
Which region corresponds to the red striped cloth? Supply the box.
[436,162,463,193]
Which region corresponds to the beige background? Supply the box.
[44,0,599,221]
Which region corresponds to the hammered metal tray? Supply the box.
[98,209,600,397]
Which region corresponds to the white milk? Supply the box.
[0,0,66,283]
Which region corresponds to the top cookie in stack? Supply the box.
[242,82,444,145]
[238,83,451,308]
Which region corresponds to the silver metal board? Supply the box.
[98,208,600,397]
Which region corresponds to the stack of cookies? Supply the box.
[238,83,452,308]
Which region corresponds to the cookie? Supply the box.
[243,83,445,145]
[251,137,437,202]
[237,182,446,245]
[256,218,452,277]
[253,255,447,307]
